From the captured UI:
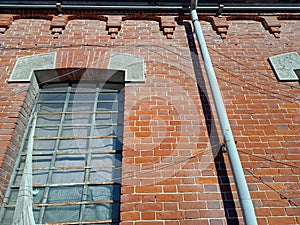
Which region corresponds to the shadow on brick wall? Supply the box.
[180,19,240,224]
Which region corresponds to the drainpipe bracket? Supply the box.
[216,4,224,18]
[56,2,62,15]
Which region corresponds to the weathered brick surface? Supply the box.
[0,10,299,225]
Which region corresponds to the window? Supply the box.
[0,73,124,225]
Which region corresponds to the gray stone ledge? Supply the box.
[108,52,145,82]
[268,52,300,81]
[8,52,57,83]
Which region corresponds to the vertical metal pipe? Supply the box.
[190,1,257,225]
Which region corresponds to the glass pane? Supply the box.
[94,125,122,136]
[7,189,18,205]
[55,154,86,167]
[95,113,115,124]
[39,93,66,101]
[35,127,59,137]
[83,203,120,222]
[97,102,118,111]
[18,156,26,170]
[13,172,22,185]
[64,113,93,124]
[37,114,61,124]
[59,139,89,151]
[91,154,122,167]
[87,185,120,201]
[98,92,118,101]
[32,170,49,184]
[32,155,52,168]
[47,186,83,203]
[62,126,90,137]
[92,138,122,151]
[89,168,117,182]
[32,187,45,204]
[33,140,56,152]
[67,103,94,112]
[1,208,14,225]
[38,103,64,112]
[51,169,85,184]
[83,204,111,221]
[69,92,95,101]
[32,206,40,223]
[43,205,80,223]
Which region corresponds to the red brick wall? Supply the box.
[0,12,299,225]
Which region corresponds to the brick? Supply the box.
[156,211,184,220]
[135,186,162,193]
[179,201,206,210]
[267,217,297,225]
[156,194,183,202]
[141,212,155,220]
[135,203,163,211]
[180,220,209,225]
[165,221,179,225]
[286,208,300,216]
[136,222,163,225]
[120,212,140,220]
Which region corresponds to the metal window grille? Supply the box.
[1,83,124,225]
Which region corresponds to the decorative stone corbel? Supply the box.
[0,15,13,34]
[106,16,122,39]
[211,17,229,39]
[160,16,176,39]
[261,16,281,38]
[50,16,68,38]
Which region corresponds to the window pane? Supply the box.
[94,125,122,136]
[37,114,61,124]
[59,139,89,151]
[64,113,93,124]
[47,186,83,203]
[32,170,49,184]
[88,185,120,201]
[91,154,122,167]
[98,92,118,101]
[33,140,56,152]
[55,154,86,167]
[39,93,66,101]
[32,155,52,168]
[38,103,64,112]
[32,187,44,204]
[69,92,95,101]
[97,102,118,111]
[67,103,94,112]
[89,168,118,182]
[7,189,19,205]
[92,138,122,151]
[83,204,113,221]
[51,169,85,184]
[62,126,90,137]
[35,127,59,137]
[1,208,14,225]
[43,205,80,223]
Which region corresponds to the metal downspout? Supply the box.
[190,1,258,225]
